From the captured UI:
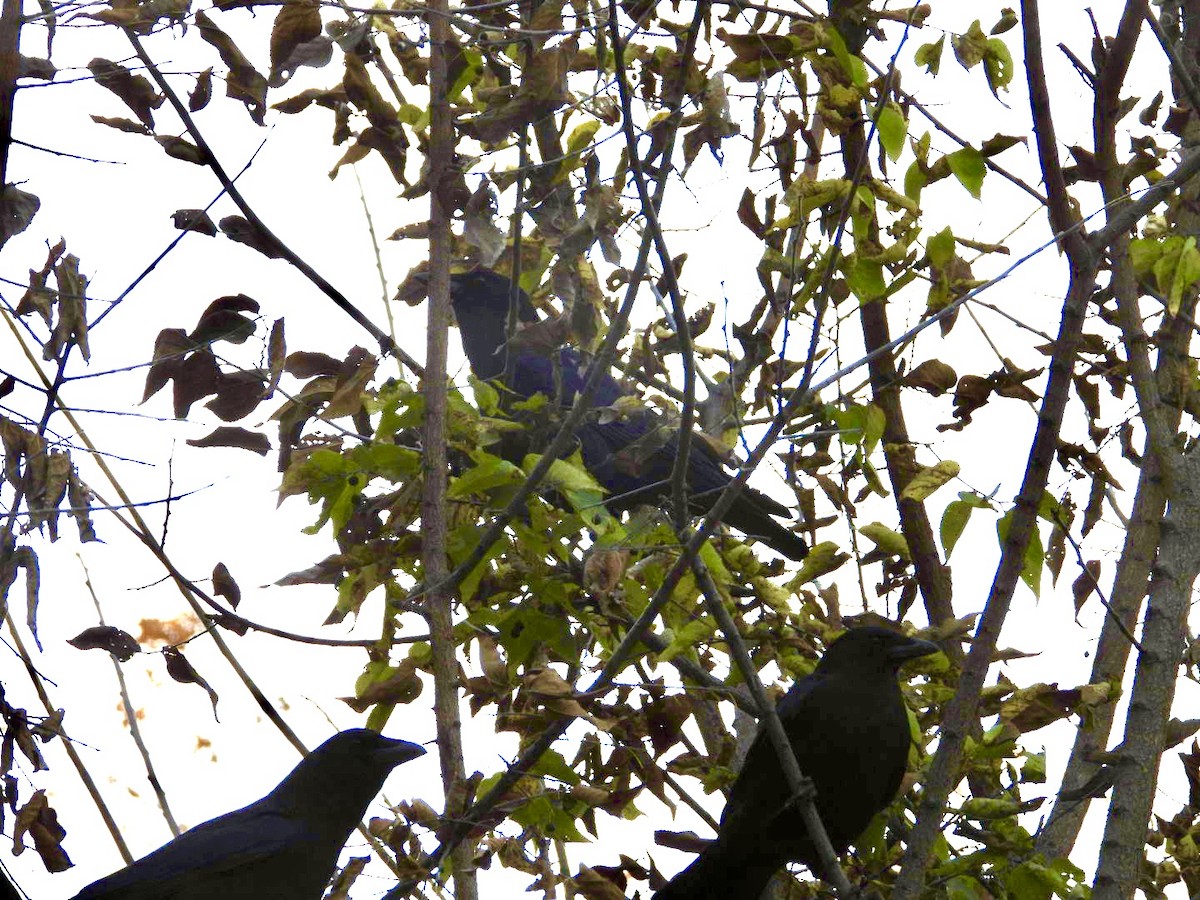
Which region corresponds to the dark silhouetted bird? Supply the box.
[447,267,809,560]
[73,729,425,900]
[654,626,937,900]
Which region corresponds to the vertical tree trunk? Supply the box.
[424,0,477,894]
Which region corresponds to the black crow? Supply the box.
[73,729,425,899]
[655,626,937,900]
[446,267,809,561]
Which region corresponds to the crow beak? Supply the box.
[885,636,940,665]
[381,739,427,765]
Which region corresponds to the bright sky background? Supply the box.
[1,1,1193,898]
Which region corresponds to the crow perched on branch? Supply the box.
[445,267,809,561]
[654,626,937,900]
[72,729,425,900]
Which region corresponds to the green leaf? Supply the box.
[859,522,910,559]
[827,402,884,449]
[940,491,991,557]
[448,451,523,499]
[523,453,619,535]
[997,509,1044,598]
[947,147,986,198]
[529,749,582,787]
[914,35,944,75]
[1021,749,1047,784]
[877,102,907,162]
[901,460,961,501]
[1155,234,1200,315]
[984,37,1014,95]
[1129,236,1162,275]
[991,8,1018,34]
[927,227,955,267]
[823,27,867,86]
[904,160,927,202]
[789,541,849,586]
[469,374,501,415]
[658,616,716,662]
[846,254,886,301]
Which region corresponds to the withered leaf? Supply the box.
[172,208,217,236]
[13,790,70,872]
[274,555,345,585]
[67,626,141,661]
[206,371,267,421]
[269,0,322,82]
[44,253,89,361]
[67,469,98,543]
[89,115,150,135]
[572,865,628,900]
[219,215,285,259]
[271,86,347,114]
[459,41,574,144]
[211,562,241,608]
[155,135,209,166]
[163,646,220,719]
[1072,560,1101,616]
[173,349,222,418]
[189,294,259,346]
[195,11,267,124]
[187,426,271,455]
[263,318,285,400]
[902,359,958,395]
[341,659,423,712]
[0,185,40,250]
[19,56,56,80]
[143,328,192,403]
[88,58,163,127]
[190,67,213,111]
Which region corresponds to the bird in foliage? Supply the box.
[654,626,937,900]
[445,266,809,561]
[72,729,425,900]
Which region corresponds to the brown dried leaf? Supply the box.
[13,790,70,872]
[206,371,267,421]
[263,318,286,400]
[1072,560,1101,616]
[173,349,221,418]
[0,186,41,252]
[68,626,141,661]
[163,646,220,720]
[155,135,209,165]
[212,562,241,608]
[172,208,217,236]
[572,865,628,900]
[88,58,163,127]
[67,469,98,543]
[89,115,150,134]
[187,426,271,455]
[190,67,213,111]
[341,659,423,712]
[902,359,957,395]
[195,10,267,124]
[269,0,322,81]
[44,253,89,361]
[143,328,191,403]
[219,215,285,259]
[189,294,260,345]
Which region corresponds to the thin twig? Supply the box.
[79,554,181,837]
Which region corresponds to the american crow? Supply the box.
[73,729,425,899]
[655,626,937,900]
[446,267,809,561]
